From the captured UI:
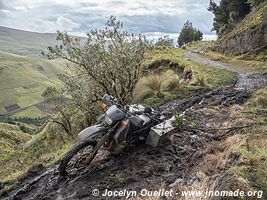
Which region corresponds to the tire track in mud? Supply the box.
[1,53,267,200]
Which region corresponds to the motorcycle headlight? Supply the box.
[104,115,113,125]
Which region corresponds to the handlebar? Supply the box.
[102,94,117,106]
[102,94,162,120]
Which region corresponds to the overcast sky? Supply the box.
[0,0,218,36]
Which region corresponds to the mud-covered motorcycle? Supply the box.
[58,94,164,176]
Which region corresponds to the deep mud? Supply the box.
[1,53,267,200]
[0,86,254,200]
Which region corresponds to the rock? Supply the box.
[187,176,199,185]
[168,178,183,187]
[211,2,267,56]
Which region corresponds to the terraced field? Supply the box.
[0,51,65,117]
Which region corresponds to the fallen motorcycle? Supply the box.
[58,93,175,176]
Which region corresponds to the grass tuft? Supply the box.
[133,70,180,102]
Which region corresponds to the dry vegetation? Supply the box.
[132,70,181,102]
[229,87,267,197]
[205,50,267,71]
[175,86,267,199]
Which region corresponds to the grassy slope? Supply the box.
[0,26,57,57]
[0,121,74,182]
[219,2,267,44]
[0,45,237,185]
[205,50,267,72]
[205,2,267,71]
[146,46,236,88]
[132,46,236,107]
[0,51,65,116]
[0,123,32,180]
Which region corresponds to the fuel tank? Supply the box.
[77,124,108,142]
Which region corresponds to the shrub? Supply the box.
[155,36,174,47]
[47,16,152,105]
[44,16,152,135]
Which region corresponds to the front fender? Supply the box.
[77,124,108,142]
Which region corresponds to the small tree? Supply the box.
[44,16,152,134]
[155,36,174,47]
[208,0,251,36]
[41,87,73,137]
[47,16,152,104]
[178,21,203,47]
[194,29,203,41]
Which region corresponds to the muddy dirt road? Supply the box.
[1,53,267,200]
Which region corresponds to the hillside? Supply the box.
[0,27,68,119]
[211,2,267,58]
[0,122,32,181]
[0,26,57,57]
[0,50,65,118]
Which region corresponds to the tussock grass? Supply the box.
[133,70,180,102]
[194,74,208,87]
[246,88,267,109]
[146,46,236,89]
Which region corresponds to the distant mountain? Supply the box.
[0,26,58,57]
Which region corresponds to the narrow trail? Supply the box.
[1,52,267,200]
[185,51,267,90]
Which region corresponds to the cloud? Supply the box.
[56,16,81,31]
[0,0,215,35]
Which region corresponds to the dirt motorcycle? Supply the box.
[58,94,164,176]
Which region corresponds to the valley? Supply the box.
[0,27,65,121]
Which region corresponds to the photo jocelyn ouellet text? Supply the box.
[92,188,263,198]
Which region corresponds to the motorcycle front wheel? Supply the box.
[58,139,97,176]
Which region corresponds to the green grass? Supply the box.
[12,107,46,118]
[146,46,236,88]
[0,121,75,182]
[0,51,65,116]
[0,26,57,57]
[0,123,32,180]
[143,86,204,107]
[209,2,267,64]
[221,2,267,41]
[135,46,236,106]
[206,50,267,72]
[228,87,267,198]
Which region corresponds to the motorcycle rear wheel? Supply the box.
[58,139,97,176]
